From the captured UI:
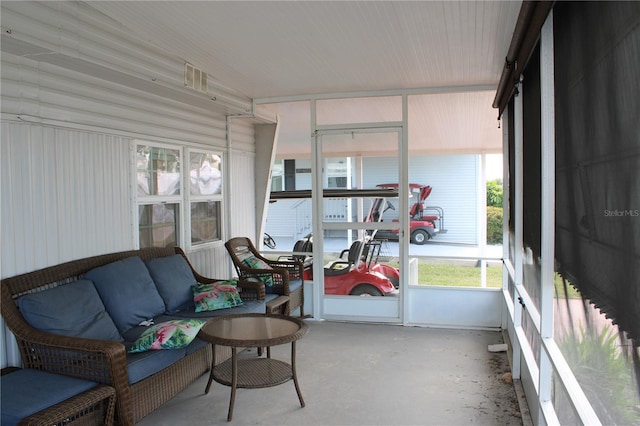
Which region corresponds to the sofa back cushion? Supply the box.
[85,256,166,333]
[17,279,123,341]
[144,254,197,313]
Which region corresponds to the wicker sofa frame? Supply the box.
[1,246,264,426]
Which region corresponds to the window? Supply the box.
[271,159,284,191]
[325,158,348,188]
[188,150,222,246]
[136,144,181,248]
[135,142,224,249]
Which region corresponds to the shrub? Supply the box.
[487,206,503,244]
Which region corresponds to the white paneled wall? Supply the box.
[407,155,479,244]
[1,123,132,275]
[364,155,478,244]
[1,51,229,146]
[228,148,257,241]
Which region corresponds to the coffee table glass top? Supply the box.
[200,313,308,347]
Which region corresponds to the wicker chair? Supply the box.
[225,237,304,317]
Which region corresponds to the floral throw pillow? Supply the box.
[128,319,207,353]
[238,253,274,287]
[192,280,244,313]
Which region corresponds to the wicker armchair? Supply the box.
[225,237,304,317]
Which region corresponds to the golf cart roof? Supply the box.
[270,188,399,200]
[376,183,428,190]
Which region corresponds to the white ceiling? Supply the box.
[89,1,522,155]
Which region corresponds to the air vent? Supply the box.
[185,62,208,93]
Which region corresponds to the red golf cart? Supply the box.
[370,183,446,244]
[287,234,398,297]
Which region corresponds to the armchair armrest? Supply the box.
[262,258,304,282]
[238,266,291,295]
[266,295,290,315]
[236,279,266,301]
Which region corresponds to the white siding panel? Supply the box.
[265,199,312,240]
[1,122,132,276]
[228,149,256,240]
[1,2,251,113]
[1,53,228,147]
[229,119,256,154]
[186,244,233,280]
[363,155,478,244]
[409,155,479,244]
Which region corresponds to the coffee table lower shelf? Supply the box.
[213,357,294,388]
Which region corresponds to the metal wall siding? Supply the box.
[186,245,233,279]
[1,122,133,276]
[228,120,256,153]
[0,8,258,279]
[363,155,478,244]
[4,2,195,94]
[1,54,228,147]
[229,149,257,240]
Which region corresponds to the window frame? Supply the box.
[185,147,225,250]
[133,140,225,250]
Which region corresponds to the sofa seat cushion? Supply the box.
[170,299,267,319]
[185,337,209,355]
[126,347,187,385]
[1,369,99,426]
[144,254,197,313]
[85,256,166,333]
[289,278,303,292]
[17,280,122,342]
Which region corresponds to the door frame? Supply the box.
[311,123,409,323]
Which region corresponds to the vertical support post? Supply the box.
[539,10,556,418]
[400,94,409,325]
[512,80,524,381]
[355,155,363,241]
[479,153,488,288]
[310,99,323,321]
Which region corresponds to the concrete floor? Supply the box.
[136,321,530,426]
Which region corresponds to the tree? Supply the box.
[486,179,503,207]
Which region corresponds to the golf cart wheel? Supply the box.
[410,229,430,245]
[350,285,383,297]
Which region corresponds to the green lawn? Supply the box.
[416,263,503,287]
[409,262,582,298]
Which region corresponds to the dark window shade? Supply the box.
[507,100,517,263]
[504,44,543,262]
[522,44,542,259]
[554,1,640,340]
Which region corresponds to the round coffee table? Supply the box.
[198,313,309,421]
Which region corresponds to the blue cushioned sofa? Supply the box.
[1,247,288,426]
